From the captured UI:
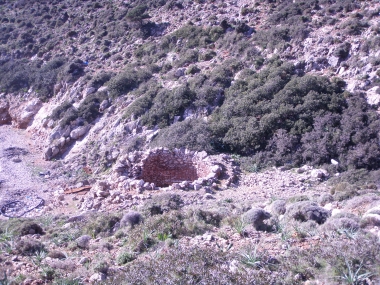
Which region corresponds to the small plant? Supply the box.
[117,251,136,265]
[40,266,55,281]
[275,222,292,242]
[337,227,359,241]
[335,258,373,285]
[240,246,263,268]
[0,227,13,242]
[232,218,247,236]
[157,232,172,241]
[0,272,10,285]
[32,249,48,266]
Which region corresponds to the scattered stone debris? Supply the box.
[0,196,45,218]
[2,147,29,159]
[72,148,237,212]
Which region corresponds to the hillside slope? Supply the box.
[1,0,380,284]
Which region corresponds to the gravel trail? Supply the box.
[0,125,52,218]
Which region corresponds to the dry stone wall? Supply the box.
[74,148,237,212]
[114,148,222,191]
[140,149,199,187]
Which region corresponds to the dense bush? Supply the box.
[57,92,107,126]
[0,57,67,100]
[140,86,196,128]
[107,67,152,97]
[126,5,150,23]
[150,119,213,153]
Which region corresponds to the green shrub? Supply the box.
[196,209,223,227]
[142,193,184,216]
[17,221,44,236]
[117,252,135,265]
[94,261,109,274]
[141,86,195,128]
[50,101,73,121]
[126,5,150,23]
[107,67,152,97]
[175,49,199,67]
[242,208,271,231]
[88,71,113,89]
[330,182,359,201]
[84,213,121,237]
[59,92,106,127]
[150,119,213,153]
[15,239,45,256]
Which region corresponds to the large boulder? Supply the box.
[70,125,89,140]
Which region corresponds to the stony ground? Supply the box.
[0,126,53,219]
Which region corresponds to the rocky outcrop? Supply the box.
[10,98,43,129]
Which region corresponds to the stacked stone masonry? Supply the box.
[140,150,200,187]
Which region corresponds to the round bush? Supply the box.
[120,211,143,228]
[243,208,271,231]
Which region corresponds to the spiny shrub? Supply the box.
[120,211,143,228]
[243,208,271,231]
[117,252,135,265]
[84,213,121,237]
[142,193,184,216]
[285,201,330,225]
[330,182,358,201]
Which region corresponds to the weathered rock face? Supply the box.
[0,100,11,125]
[70,125,89,140]
[10,98,43,129]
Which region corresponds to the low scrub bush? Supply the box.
[15,239,45,256]
[0,57,67,100]
[142,193,184,216]
[84,213,121,237]
[117,251,135,265]
[150,119,213,153]
[330,182,359,201]
[58,92,107,127]
[107,67,152,97]
[140,86,195,128]
[243,208,271,231]
[285,201,330,224]
[120,211,143,228]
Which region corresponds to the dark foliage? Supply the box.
[0,57,67,100]
[140,86,196,128]
[107,67,152,97]
[150,119,213,153]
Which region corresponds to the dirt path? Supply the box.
[0,125,53,219]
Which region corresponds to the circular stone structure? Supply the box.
[140,149,210,187]
[113,148,222,190]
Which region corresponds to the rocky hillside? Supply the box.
[1,0,380,284]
